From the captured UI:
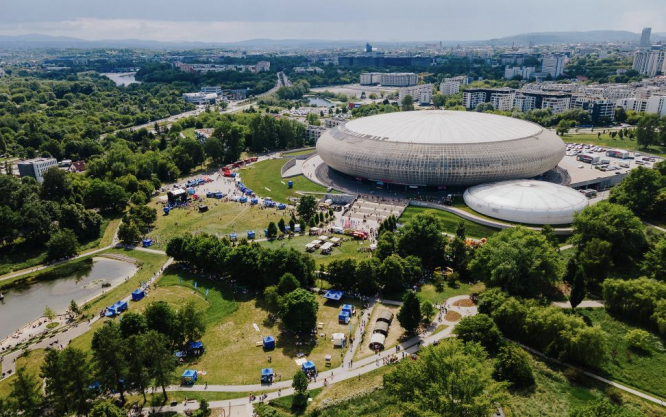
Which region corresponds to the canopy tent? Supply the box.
[181,369,197,385]
[142,238,153,247]
[131,289,145,301]
[324,290,344,301]
[377,310,394,324]
[341,304,354,315]
[261,368,274,383]
[263,336,275,351]
[332,333,346,347]
[338,311,350,324]
[373,321,390,335]
[302,361,316,372]
[188,341,204,350]
[114,300,128,312]
[369,333,386,350]
[330,237,341,246]
[247,231,256,239]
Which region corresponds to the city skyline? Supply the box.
[1,0,665,43]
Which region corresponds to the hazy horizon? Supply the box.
[1,0,665,43]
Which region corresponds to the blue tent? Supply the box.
[324,290,344,301]
[239,197,248,203]
[302,361,316,372]
[181,370,197,385]
[338,311,350,324]
[287,180,294,188]
[263,336,275,351]
[229,233,238,241]
[87,381,101,391]
[247,231,256,239]
[341,304,354,314]
[245,189,253,195]
[261,368,274,383]
[142,238,153,247]
[188,341,204,350]
[131,289,145,301]
[277,203,286,210]
[250,198,259,205]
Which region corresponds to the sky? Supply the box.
[0,0,665,42]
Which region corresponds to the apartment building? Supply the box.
[572,97,615,123]
[633,49,666,77]
[504,66,535,80]
[360,72,418,87]
[399,84,433,105]
[440,81,460,96]
[541,54,566,78]
[646,95,666,116]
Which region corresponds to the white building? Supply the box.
[616,98,648,113]
[646,95,666,116]
[440,81,460,96]
[633,50,666,77]
[360,72,382,85]
[504,66,535,80]
[541,55,566,78]
[399,84,433,105]
[360,72,418,87]
[17,158,58,183]
[256,61,271,72]
[490,90,516,111]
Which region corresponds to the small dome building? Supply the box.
[463,180,589,225]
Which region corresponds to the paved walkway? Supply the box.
[553,300,605,309]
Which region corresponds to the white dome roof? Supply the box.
[342,110,543,144]
[463,180,588,225]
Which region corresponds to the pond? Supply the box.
[0,257,138,341]
[101,72,140,86]
[306,96,335,107]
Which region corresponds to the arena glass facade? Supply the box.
[316,111,565,187]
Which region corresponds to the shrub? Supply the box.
[624,329,651,352]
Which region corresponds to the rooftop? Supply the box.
[342,110,543,145]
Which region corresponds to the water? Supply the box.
[0,257,138,341]
[306,96,335,107]
[101,72,140,86]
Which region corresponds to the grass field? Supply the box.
[399,206,499,239]
[239,159,331,202]
[0,349,47,398]
[148,271,363,385]
[577,309,666,399]
[146,199,290,250]
[417,282,485,305]
[259,234,374,267]
[561,133,666,157]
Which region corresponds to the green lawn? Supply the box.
[417,282,485,305]
[281,148,316,156]
[578,309,666,399]
[0,349,48,398]
[399,206,499,239]
[181,127,196,140]
[146,199,290,250]
[561,133,666,157]
[259,234,374,267]
[239,159,331,202]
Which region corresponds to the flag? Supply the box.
[179,276,182,284]
[206,288,209,297]
[194,281,198,290]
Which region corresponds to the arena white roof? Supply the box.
[342,110,543,144]
[463,180,589,225]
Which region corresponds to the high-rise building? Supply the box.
[541,55,565,78]
[365,43,373,53]
[633,49,665,77]
[399,84,433,105]
[640,27,652,47]
[17,158,58,183]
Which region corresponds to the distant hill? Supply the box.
[0,30,663,50]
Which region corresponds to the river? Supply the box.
[0,257,138,341]
[101,72,140,86]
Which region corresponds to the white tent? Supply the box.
[369,333,386,350]
[332,333,346,347]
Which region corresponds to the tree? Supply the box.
[69,299,81,316]
[145,330,177,402]
[46,228,79,260]
[572,201,646,261]
[421,300,436,323]
[378,254,406,293]
[264,285,281,310]
[277,218,286,233]
[292,370,309,394]
[569,266,587,309]
[454,314,503,353]
[196,399,212,417]
[609,166,662,217]
[289,218,296,232]
[569,398,643,417]
[178,300,206,343]
[203,136,225,163]
[578,238,613,285]
[540,224,558,249]
[91,322,129,404]
[41,167,72,201]
[90,400,126,417]
[635,113,659,148]
[118,220,141,245]
[397,211,445,266]
[384,339,507,417]
[10,366,42,417]
[375,231,397,261]
[125,334,151,402]
[278,272,301,295]
[297,195,317,221]
[43,305,55,321]
[355,258,379,295]
[455,220,466,240]
[469,227,563,297]
[280,289,319,333]
[266,221,278,239]
[493,345,535,389]
[305,113,321,126]
[144,301,179,346]
[119,311,148,338]
[643,238,666,280]
[432,93,446,108]
[326,258,358,291]
[397,291,422,335]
